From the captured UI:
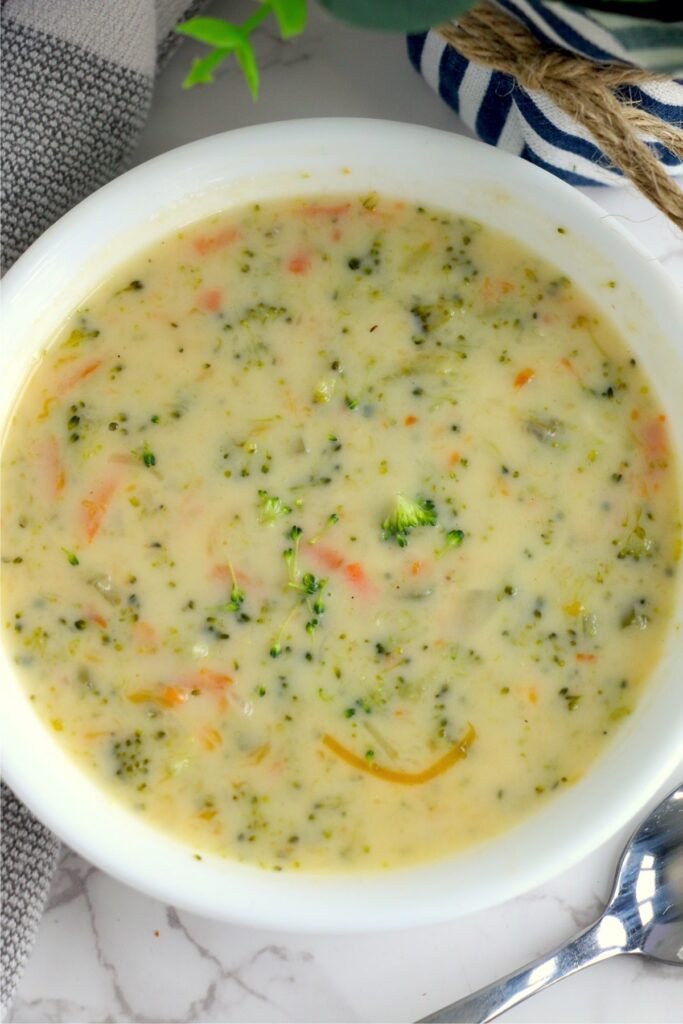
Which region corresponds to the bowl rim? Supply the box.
[2,117,683,932]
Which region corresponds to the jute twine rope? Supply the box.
[439,1,683,231]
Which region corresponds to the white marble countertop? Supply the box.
[10,2,683,1022]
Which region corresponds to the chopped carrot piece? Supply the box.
[301,203,351,218]
[405,415,418,426]
[134,621,159,652]
[482,278,515,303]
[197,668,234,690]
[210,564,231,583]
[199,288,222,312]
[514,368,536,388]
[576,652,597,663]
[643,417,669,457]
[527,686,538,704]
[630,409,640,421]
[81,479,117,542]
[410,560,424,576]
[307,545,375,595]
[162,686,189,708]
[192,226,240,256]
[176,669,234,696]
[449,451,461,466]
[345,562,372,591]
[87,610,108,629]
[288,252,311,274]
[322,724,476,785]
[309,545,345,571]
[43,435,66,497]
[210,564,251,585]
[57,359,102,396]
[128,671,232,709]
[108,453,137,466]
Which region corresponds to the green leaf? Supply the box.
[182,49,232,88]
[317,0,477,32]
[175,16,245,48]
[236,39,260,101]
[270,0,308,38]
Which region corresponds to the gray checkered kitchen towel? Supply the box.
[1,1,202,1011]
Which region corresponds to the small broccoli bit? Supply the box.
[61,547,79,566]
[142,441,156,467]
[112,730,150,782]
[526,415,565,446]
[292,571,326,596]
[219,584,246,617]
[382,494,438,547]
[621,599,650,630]
[216,563,249,619]
[558,688,582,711]
[617,514,654,561]
[258,489,291,523]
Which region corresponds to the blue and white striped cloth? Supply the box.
[408,0,683,186]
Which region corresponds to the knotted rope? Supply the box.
[439,1,683,230]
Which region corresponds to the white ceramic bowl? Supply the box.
[2,119,683,932]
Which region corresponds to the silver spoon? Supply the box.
[420,781,683,1023]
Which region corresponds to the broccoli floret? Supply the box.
[216,563,249,619]
[618,523,653,561]
[258,489,291,523]
[300,572,325,595]
[382,494,438,547]
[112,730,150,781]
[218,584,245,615]
[142,441,156,467]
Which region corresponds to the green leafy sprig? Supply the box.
[175,1,308,100]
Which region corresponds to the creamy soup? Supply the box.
[2,196,680,872]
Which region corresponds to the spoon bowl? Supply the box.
[614,784,683,965]
[422,782,683,1023]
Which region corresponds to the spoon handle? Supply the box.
[419,917,625,1023]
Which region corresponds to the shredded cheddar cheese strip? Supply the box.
[322,725,476,785]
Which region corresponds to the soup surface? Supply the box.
[2,195,680,872]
